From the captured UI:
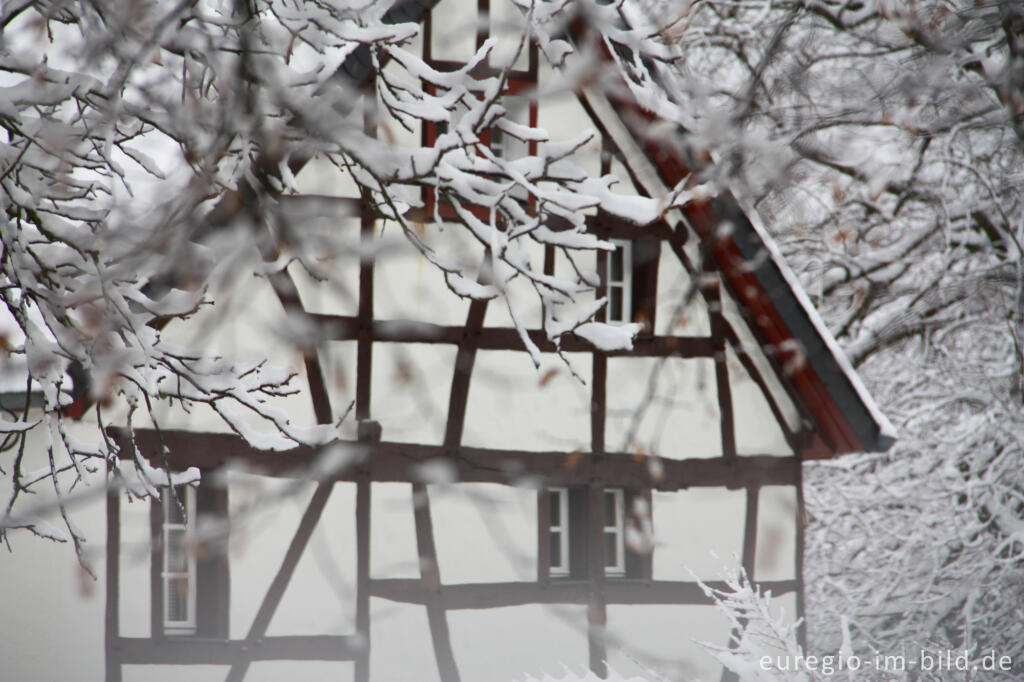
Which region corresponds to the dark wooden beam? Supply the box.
[593,235,608,456]
[742,485,759,581]
[591,354,607,456]
[119,429,801,489]
[265,270,335,425]
[701,259,736,459]
[224,483,334,682]
[369,578,798,608]
[412,482,461,682]
[586,484,608,678]
[310,314,716,358]
[105,475,122,682]
[356,187,375,422]
[116,635,362,664]
[537,488,551,583]
[444,299,488,449]
[368,444,800,490]
[149,497,164,640]
[354,425,376,682]
[795,465,807,652]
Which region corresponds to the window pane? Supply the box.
[549,531,562,568]
[164,492,186,524]
[604,531,617,568]
[166,576,189,623]
[549,491,561,526]
[609,288,622,320]
[166,529,188,572]
[604,491,617,526]
[610,248,623,281]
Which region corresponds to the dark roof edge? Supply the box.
[711,191,896,453]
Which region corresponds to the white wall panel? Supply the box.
[728,345,794,456]
[655,244,711,337]
[430,483,536,584]
[606,357,721,459]
[755,486,797,582]
[651,488,744,580]
[448,604,589,682]
[265,482,357,637]
[370,598,442,682]
[462,350,591,452]
[606,604,730,682]
[370,343,456,446]
[370,482,421,579]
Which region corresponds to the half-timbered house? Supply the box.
[97,1,895,681]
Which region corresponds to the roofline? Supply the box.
[708,193,897,454]
[570,24,895,456]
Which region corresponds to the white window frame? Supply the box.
[162,485,197,635]
[548,487,628,579]
[606,240,633,324]
[548,487,570,577]
[603,488,626,577]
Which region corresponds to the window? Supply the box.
[603,489,625,576]
[604,238,660,330]
[152,479,229,638]
[548,487,570,577]
[606,240,633,324]
[543,487,649,580]
[162,485,197,635]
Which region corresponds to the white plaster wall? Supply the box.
[430,0,480,63]
[122,664,226,682]
[370,598,442,682]
[0,420,108,682]
[727,345,794,457]
[605,356,722,458]
[651,488,746,581]
[119,494,153,638]
[370,482,421,579]
[370,342,457,445]
[754,486,797,582]
[430,482,537,583]
[462,350,592,452]
[719,289,802,436]
[606,604,730,682]
[148,252,321,435]
[655,245,711,337]
[537,61,603,181]
[448,604,589,682]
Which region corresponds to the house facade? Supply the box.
[90,1,896,681]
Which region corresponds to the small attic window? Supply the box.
[605,238,659,331]
[606,240,633,324]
